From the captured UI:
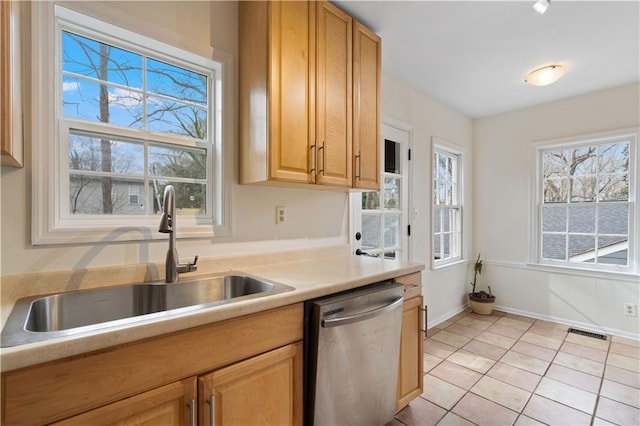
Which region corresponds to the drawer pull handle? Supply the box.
[421,305,428,334]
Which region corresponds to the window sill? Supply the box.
[32,222,215,246]
[516,261,639,283]
[432,258,468,271]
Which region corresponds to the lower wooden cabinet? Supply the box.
[2,304,303,425]
[199,342,303,426]
[54,378,197,426]
[395,273,424,412]
[52,342,303,426]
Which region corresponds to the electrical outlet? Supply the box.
[624,303,637,317]
[276,206,286,225]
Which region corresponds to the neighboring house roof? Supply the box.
[543,204,628,264]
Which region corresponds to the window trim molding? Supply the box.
[431,137,465,270]
[529,127,639,275]
[31,2,232,245]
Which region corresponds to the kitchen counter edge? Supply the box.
[0,255,424,372]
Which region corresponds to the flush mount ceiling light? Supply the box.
[525,64,566,86]
[533,0,551,14]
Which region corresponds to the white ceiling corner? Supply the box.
[335,0,640,118]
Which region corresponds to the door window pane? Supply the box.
[384,177,400,210]
[362,214,380,251]
[384,139,400,174]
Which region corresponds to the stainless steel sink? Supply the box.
[1,273,294,347]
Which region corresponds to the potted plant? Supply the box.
[469,253,495,315]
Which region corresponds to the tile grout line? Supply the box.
[407,311,637,426]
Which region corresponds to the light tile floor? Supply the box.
[393,309,640,426]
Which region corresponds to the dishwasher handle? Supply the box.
[321,297,403,328]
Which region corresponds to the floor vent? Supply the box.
[567,327,607,341]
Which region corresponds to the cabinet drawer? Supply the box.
[395,272,422,300]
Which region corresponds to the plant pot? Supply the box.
[469,292,496,315]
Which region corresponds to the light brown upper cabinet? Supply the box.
[315,1,352,187]
[353,22,381,190]
[1,0,24,168]
[239,1,380,190]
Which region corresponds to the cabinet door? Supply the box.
[396,296,424,412]
[199,342,303,426]
[315,1,352,187]
[1,0,23,167]
[268,1,315,183]
[54,378,197,426]
[352,21,381,190]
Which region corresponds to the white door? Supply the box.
[351,123,410,260]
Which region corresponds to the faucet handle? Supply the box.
[187,255,198,272]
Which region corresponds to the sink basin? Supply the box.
[1,273,294,347]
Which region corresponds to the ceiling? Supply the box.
[334,1,640,118]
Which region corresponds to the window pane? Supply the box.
[151,180,206,215]
[62,31,143,89]
[543,150,568,178]
[384,177,400,210]
[384,139,400,174]
[443,233,451,258]
[63,77,143,128]
[598,142,629,174]
[598,205,628,235]
[147,58,207,106]
[69,133,144,174]
[570,176,596,202]
[433,234,441,259]
[544,178,567,202]
[542,206,565,232]
[597,236,629,266]
[568,206,595,233]
[434,208,442,232]
[568,235,595,259]
[599,173,629,201]
[442,208,451,232]
[384,214,399,248]
[70,175,146,215]
[571,146,597,175]
[149,145,206,180]
[362,191,380,210]
[542,234,566,260]
[147,97,207,139]
[361,214,380,250]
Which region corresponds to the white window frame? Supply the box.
[531,129,638,275]
[432,138,463,269]
[31,3,233,244]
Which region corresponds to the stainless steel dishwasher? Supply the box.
[305,281,404,426]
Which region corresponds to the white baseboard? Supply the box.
[494,304,640,341]
[427,304,469,330]
[427,302,639,341]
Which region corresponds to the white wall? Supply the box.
[0,1,348,276]
[381,73,474,326]
[473,83,640,337]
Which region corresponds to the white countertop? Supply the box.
[0,254,423,371]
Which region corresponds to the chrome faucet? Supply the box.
[158,185,198,283]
